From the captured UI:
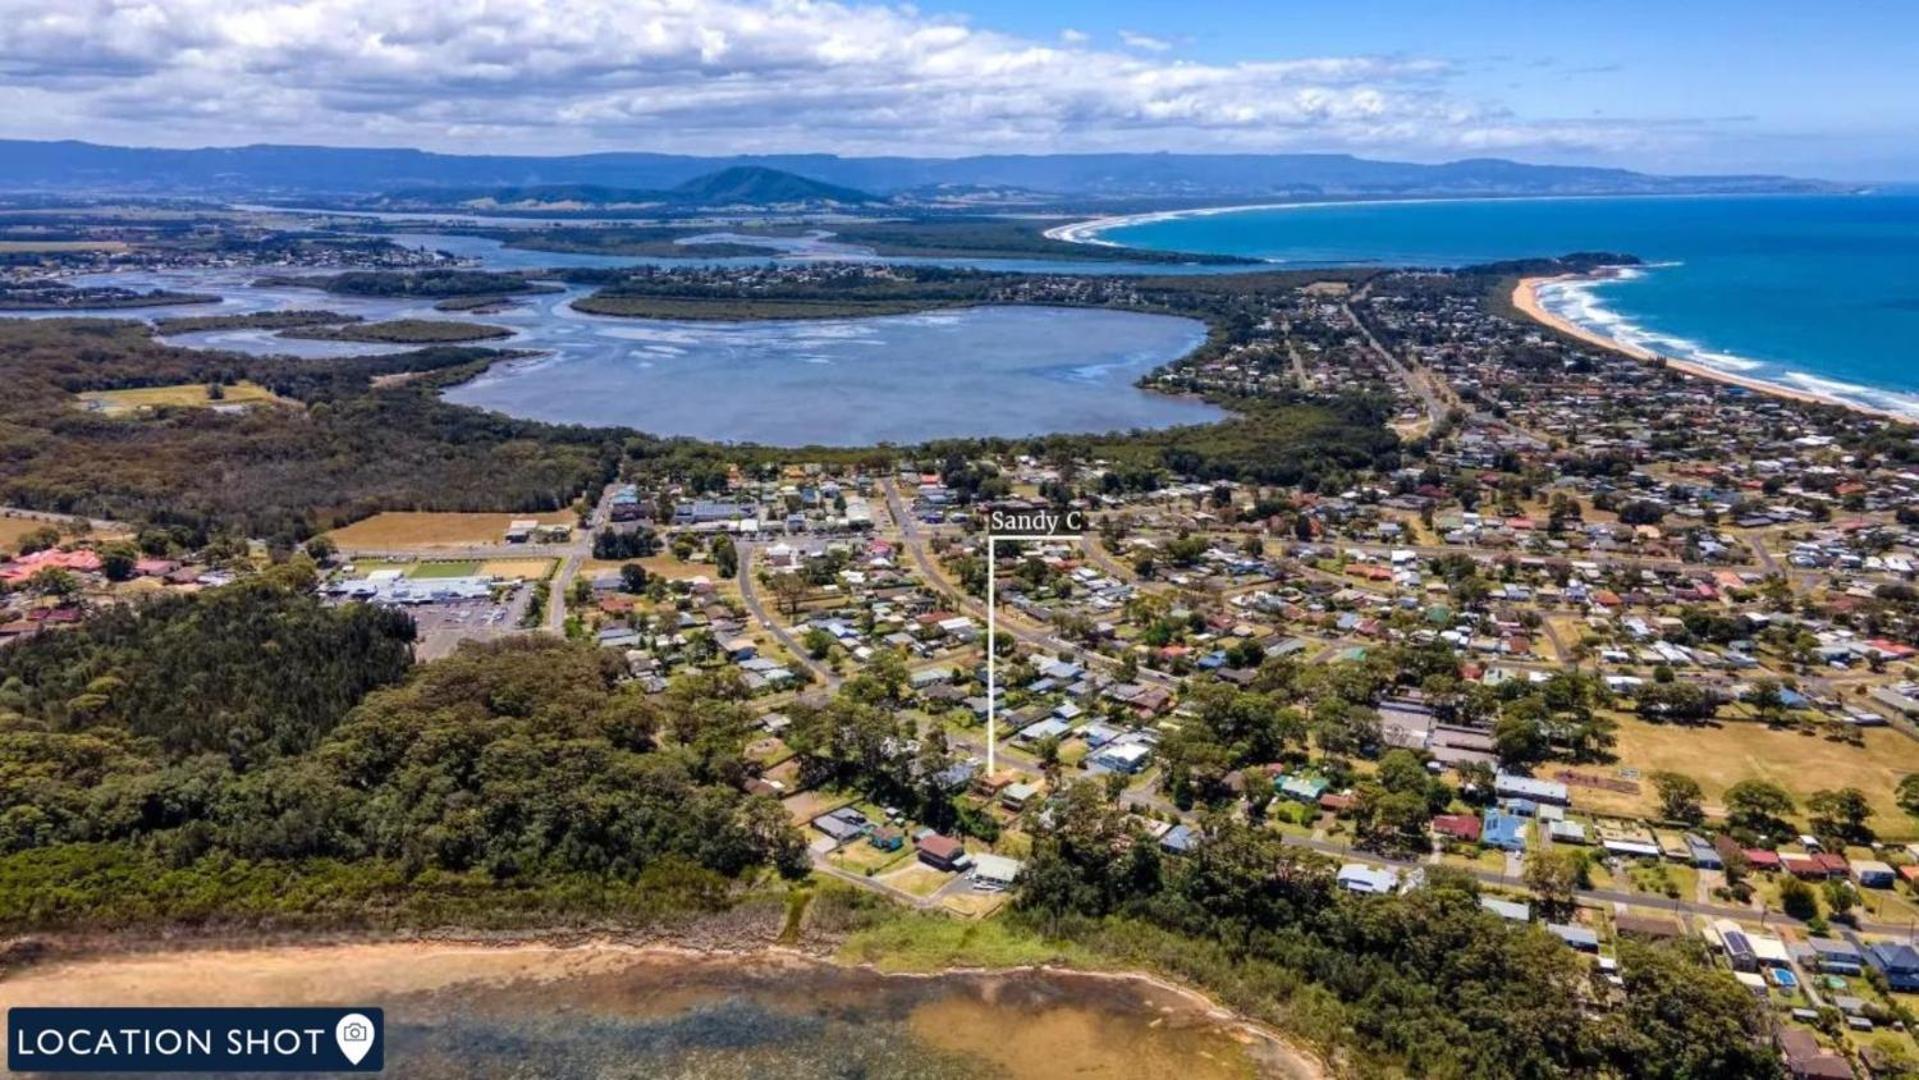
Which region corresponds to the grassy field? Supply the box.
[837,908,1099,972]
[478,558,555,580]
[578,554,721,582]
[342,556,551,581]
[75,381,287,416]
[938,891,1010,918]
[0,518,60,553]
[326,511,575,550]
[407,560,483,578]
[1597,715,1919,836]
[0,516,132,554]
[876,862,956,899]
[828,841,914,875]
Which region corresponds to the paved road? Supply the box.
[883,480,1179,687]
[1343,287,1448,429]
[1274,830,1919,937]
[1080,533,1141,584]
[737,541,842,690]
[545,549,584,633]
[1293,536,1755,575]
[1113,760,1919,938]
[1284,337,1314,390]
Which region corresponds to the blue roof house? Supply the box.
[1483,810,1529,852]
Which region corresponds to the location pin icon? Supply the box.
[335,1013,376,1066]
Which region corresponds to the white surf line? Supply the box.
[1531,269,1919,422]
[1041,191,1772,248]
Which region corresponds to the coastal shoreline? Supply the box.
[1510,274,1910,423]
[0,934,1327,1078]
[1040,191,1756,248]
[1052,197,1915,427]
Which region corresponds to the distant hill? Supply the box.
[0,139,1845,203]
[667,165,878,205]
[371,168,878,210]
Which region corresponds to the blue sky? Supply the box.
[0,0,1910,178]
[952,0,1919,178]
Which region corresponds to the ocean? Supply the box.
[1084,193,1919,419]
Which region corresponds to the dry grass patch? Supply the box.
[829,841,911,875]
[478,558,555,580]
[877,863,954,899]
[0,516,133,555]
[0,518,57,552]
[779,789,851,826]
[938,891,1009,918]
[639,555,720,582]
[327,511,574,550]
[76,380,286,416]
[1605,715,1919,836]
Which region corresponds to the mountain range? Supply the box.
[0,139,1844,204]
[376,167,882,210]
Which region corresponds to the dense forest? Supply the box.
[0,319,618,546]
[0,580,807,929]
[152,310,360,334]
[0,571,414,765]
[282,318,514,344]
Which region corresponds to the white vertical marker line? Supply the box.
[984,531,1084,782]
[987,534,997,778]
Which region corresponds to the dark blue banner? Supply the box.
[9,1007,383,1072]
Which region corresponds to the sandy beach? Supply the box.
[1511,275,1908,422]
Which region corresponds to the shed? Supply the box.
[971,853,1023,891]
[1480,897,1531,922]
[1852,859,1895,888]
[1547,923,1599,952]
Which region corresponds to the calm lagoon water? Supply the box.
[1095,193,1919,418]
[23,256,1219,445]
[442,300,1218,445]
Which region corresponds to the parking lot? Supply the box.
[387,591,531,660]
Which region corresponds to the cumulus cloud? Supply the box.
[0,0,1659,158]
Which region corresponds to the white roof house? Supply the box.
[1336,863,1399,895]
[971,854,1023,891]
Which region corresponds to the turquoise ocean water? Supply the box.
[1090,193,1919,418]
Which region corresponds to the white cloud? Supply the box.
[1118,30,1171,53]
[0,0,1659,158]
[1058,29,1088,46]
